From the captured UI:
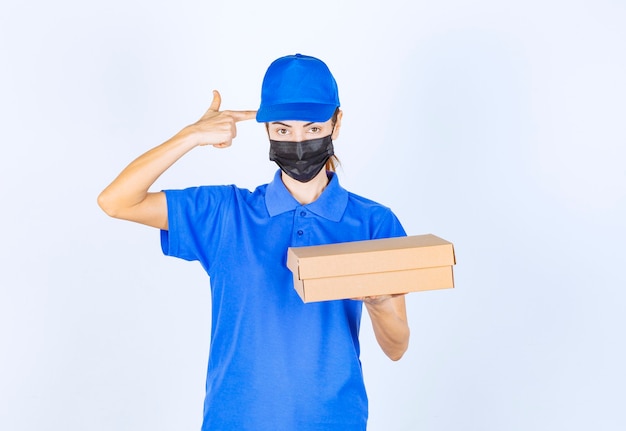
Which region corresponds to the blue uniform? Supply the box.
[161,170,405,431]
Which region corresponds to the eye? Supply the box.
[308,126,322,134]
[276,128,289,136]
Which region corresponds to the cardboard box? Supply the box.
[286,234,456,303]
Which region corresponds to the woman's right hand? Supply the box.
[185,90,257,148]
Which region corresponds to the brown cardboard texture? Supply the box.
[287,234,456,303]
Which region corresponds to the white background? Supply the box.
[1,1,625,430]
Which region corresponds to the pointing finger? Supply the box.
[227,110,258,122]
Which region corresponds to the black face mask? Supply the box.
[269,135,334,183]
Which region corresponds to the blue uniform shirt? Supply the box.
[161,170,405,431]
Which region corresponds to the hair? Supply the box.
[325,108,341,173]
[265,107,342,173]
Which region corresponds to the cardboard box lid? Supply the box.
[287,234,455,280]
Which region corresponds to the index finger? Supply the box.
[227,110,258,122]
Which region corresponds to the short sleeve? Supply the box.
[160,186,234,268]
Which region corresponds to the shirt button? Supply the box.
[300,211,306,217]
[297,230,304,236]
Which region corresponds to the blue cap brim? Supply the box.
[256,103,338,123]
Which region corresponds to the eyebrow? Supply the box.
[271,121,316,128]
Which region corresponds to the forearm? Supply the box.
[98,128,196,217]
[364,295,410,361]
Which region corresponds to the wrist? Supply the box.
[175,125,203,149]
[363,296,394,313]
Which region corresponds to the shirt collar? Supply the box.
[265,170,349,222]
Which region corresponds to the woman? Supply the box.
[98,53,409,431]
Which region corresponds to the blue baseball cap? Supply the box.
[256,54,340,123]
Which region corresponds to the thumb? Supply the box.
[198,90,222,120]
[208,90,221,112]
